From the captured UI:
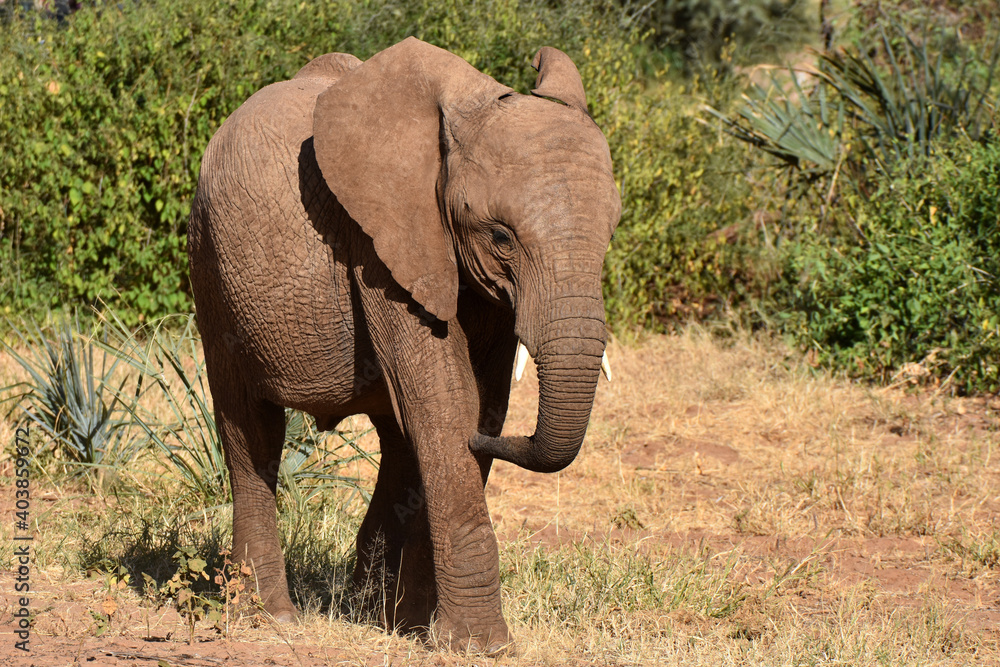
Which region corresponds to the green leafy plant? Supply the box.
[814,25,998,170]
[158,545,220,644]
[702,15,1000,390]
[87,561,131,637]
[146,545,265,642]
[778,137,1000,392]
[601,67,758,328]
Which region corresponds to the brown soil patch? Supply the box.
[3,331,1000,664]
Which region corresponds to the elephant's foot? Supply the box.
[268,607,298,624]
[235,550,297,623]
[430,613,513,655]
[257,585,298,624]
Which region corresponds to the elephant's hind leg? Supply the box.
[213,388,296,621]
[353,416,436,633]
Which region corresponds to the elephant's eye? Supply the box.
[492,228,512,246]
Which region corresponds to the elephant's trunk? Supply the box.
[470,303,606,473]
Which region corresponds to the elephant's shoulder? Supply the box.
[293,53,363,83]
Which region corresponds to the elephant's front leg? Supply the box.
[406,407,510,653]
[355,271,510,652]
[353,416,436,631]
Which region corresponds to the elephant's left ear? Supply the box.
[313,38,504,322]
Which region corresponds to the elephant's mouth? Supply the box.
[512,340,612,383]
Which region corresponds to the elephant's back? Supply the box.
[196,77,327,202]
[293,52,362,81]
[190,76,334,296]
[188,76,361,406]
[196,52,362,195]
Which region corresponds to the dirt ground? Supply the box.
[3,331,1000,665]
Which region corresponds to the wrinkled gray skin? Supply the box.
[187,38,620,653]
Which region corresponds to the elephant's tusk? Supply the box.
[601,349,612,382]
[514,341,530,381]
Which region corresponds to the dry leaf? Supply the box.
[102,596,118,617]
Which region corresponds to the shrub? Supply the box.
[711,14,1000,391]
[778,137,1000,393]
[1,1,283,321]
[626,0,812,65]
[601,70,760,329]
[0,0,766,334]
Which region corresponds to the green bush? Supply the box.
[0,0,760,333]
[709,13,1000,392]
[627,0,812,65]
[601,70,759,329]
[778,137,1000,393]
[1,0,313,321]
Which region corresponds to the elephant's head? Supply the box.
[314,38,620,473]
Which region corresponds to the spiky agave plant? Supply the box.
[279,409,375,513]
[97,310,230,506]
[1,315,136,477]
[706,16,999,203]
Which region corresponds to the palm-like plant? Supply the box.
[280,410,375,512]
[706,16,999,204]
[2,316,135,475]
[98,311,231,505]
[815,22,998,171]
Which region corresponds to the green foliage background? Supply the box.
[2,0,746,326]
[726,9,1000,392]
[2,0,998,392]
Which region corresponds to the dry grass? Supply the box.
[2,327,1000,665]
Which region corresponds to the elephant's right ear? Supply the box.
[531,47,589,115]
[313,38,501,322]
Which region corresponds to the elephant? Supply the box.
[187,37,620,653]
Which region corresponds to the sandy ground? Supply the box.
[3,331,1000,665]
